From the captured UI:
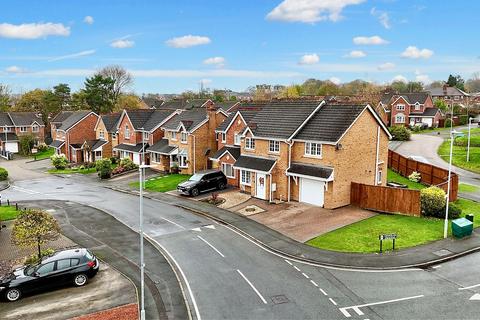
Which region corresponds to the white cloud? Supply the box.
[48,49,96,62]
[378,62,395,71]
[203,57,225,68]
[392,75,407,83]
[298,53,320,65]
[266,0,365,23]
[401,46,434,59]
[199,79,212,86]
[165,35,211,48]
[329,77,341,85]
[84,16,94,25]
[345,50,366,58]
[415,73,431,84]
[353,36,389,45]
[110,39,135,48]
[0,23,70,39]
[5,66,27,73]
[370,7,390,29]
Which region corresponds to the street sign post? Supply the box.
[379,233,397,253]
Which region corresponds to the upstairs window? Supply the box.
[234,134,241,146]
[269,140,280,153]
[143,132,150,141]
[32,125,39,133]
[245,137,255,150]
[99,130,105,140]
[125,125,130,139]
[395,114,405,123]
[181,132,188,143]
[20,126,28,132]
[305,142,322,157]
[414,103,421,111]
[221,133,226,143]
[171,131,177,140]
[396,104,405,111]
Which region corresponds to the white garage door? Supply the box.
[133,153,141,165]
[5,142,18,153]
[300,178,325,207]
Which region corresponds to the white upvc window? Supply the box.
[221,132,226,143]
[222,163,234,178]
[396,104,405,111]
[171,131,177,140]
[152,153,161,163]
[240,170,251,185]
[20,126,28,132]
[143,132,150,142]
[179,155,188,168]
[125,125,130,139]
[305,142,322,157]
[32,125,39,133]
[99,130,105,140]
[395,114,405,123]
[414,103,421,111]
[377,169,383,185]
[269,140,280,153]
[181,131,188,143]
[234,133,241,146]
[245,137,255,150]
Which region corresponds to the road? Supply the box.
[4,172,480,319]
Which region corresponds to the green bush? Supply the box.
[0,167,8,181]
[459,115,469,125]
[389,126,411,141]
[446,203,462,219]
[444,118,453,128]
[18,134,36,156]
[119,157,137,171]
[50,154,68,170]
[24,248,55,265]
[36,144,48,152]
[96,159,112,179]
[110,157,118,165]
[420,186,447,217]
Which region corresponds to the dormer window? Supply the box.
[171,131,177,140]
[125,125,130,139]
[20,126,28,132]
[414,103,421,111]
[181,131,188,143]
[32,125,39,133]
[245,137,255,150]
[99,130,105,140]
[234,133,241,146]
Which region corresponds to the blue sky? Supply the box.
[1,0,479,94]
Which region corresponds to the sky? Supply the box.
[1,0,480,94]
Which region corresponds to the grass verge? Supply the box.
[33,147,55,160]
[130,174,191,192]
[438,139,480,174]
[48,167,97,174]
[459,183,480,193]
[0,206,20,221]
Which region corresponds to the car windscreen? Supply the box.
[189,174,204,181]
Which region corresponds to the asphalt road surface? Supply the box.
[5,176,480,320]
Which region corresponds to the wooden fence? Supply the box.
[351,182,421,216]
[388,150,458,201]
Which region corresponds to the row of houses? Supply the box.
[0,112,45,153]
[42,98,391,209]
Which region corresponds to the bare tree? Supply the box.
[97,65,133,102]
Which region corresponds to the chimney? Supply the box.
[443,84,448,95]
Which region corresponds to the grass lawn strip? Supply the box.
[438,139,480,174]
[130,174,191,192]
[0,206,20,221]
[459,183,480,193]
[387,169,426,190]
[48,167,97,174]
[33,147,55,160]
[307,198,480,253]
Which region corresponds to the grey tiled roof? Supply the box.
[101,113,121,133]
[142,97,164,108]
[429,86,469,97]
[124,109,155,130]
[9,112,44,126]
[161,108,207,131]
[114,143,148,153]
[51,111,75,123]
[233,155,276,172]
[216,104,265,132]
[57,111,94,131]
[147,139,177,154]
[84,139,108,151]
[287,163,333,179]
[49,140,65,148]
[294,104,366,143]
[211,146,241,160]
[214,101,239,112]
[249,101,321,139]
[382,92,430,105]
[160,99,210,110]
[0,132,18,141]
[0,113,13,126]
[420,107,440,117]
[143,110,175,131]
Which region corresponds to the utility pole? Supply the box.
[467,118,472,162]
[444,130,459,238]
[139,127,146,320]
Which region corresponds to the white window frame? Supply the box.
[222,163,234,178]
[179,154,188,168]
[99,130,105,140]
[95,150,102,159]
[414,103,421,111]
[245,137,255,150]
[32,125,39,133]
[181,131,188,143]
[125,125,130,139]
[112,133,117,139]
[395,114,405,123]
[269,140,280,153]
[171,131,177,140]
[152,153,161,163]
[377,169,383,185]
[305,142,322,157]
[240,170,251,185]
[221,132,226,143]
[234,133,241,146]
[143,132,150,142]
[396,104,405,111]
[19,126,28,133]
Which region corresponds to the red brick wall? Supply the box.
[13,126,45,143]
[66,113,98,161]
[117,115,142,145]
[217,152,239,187]
[390,96,409,126]
[217,113,246,149]
[149,127,164,145]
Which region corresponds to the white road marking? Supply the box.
[353,307,364,315]
[191,227,202,232]
[285,259,293,266]
[339,294,424,318]
[293,266,301,272]
[236,269,267,304]
[469,293,480,300]
[197,235,225,258]
[302,272,310,279]
[319,288,328,296]
[162,217,186,229]
[432,265,441,269]
[340,308,351,317]
[12,186,39,194]
[204,224,215,229]
[329,298,338,306]
[459,283,480,290]
[310,280,318,287]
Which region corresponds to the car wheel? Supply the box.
[190,188,199,197]
[5,288,21,302]
[74,273,88,287]
[218,182,226,190]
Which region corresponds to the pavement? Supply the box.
[0,263,136,320]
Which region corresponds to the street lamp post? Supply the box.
[467,118,473,162]
[139,128,149,320]
[444,130,459,239]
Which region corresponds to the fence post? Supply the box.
[15,203,18,211]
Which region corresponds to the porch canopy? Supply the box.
[82,139,108,151]
[210,146,241,161]
[233,155,276,173]
[114,143,148,153]
[147,139,178,155]
[286,162,334,182]
[0,133,19,142]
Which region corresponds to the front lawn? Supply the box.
[387,169,426,190]
[0,206,20,221]
[438,139,480,174]
[130,174,191,192]
[32,147,55,160]
[307,198,480,253]
[48,167,97,174]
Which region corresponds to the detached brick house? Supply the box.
[0,112,45,153]
[114,109,177,165]
[49,111,99,162]
[148,101,227,174]
[82,113,122,162]
[212,100,391,209]
[428,85,470,107]
[377,92,443,127]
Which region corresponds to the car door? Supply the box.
[55,259,74,285]
[197,174,209,192]
[204,173,216,190]
[31,261,56,292]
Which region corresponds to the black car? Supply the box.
[177,170,227,196]
[0,248,99,302]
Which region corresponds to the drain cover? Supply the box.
[270,295,289,305]
[433,249,452,257]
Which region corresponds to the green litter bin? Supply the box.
[466,214,474,223]
[452,218,473,238]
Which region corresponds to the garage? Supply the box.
[300,178,325,207]
[5,141,18,153]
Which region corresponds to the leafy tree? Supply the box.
[11,209,61,259]
[279,85,302,98]
[70,91,89,110]
[406,81,424,92]
[0,84,11,111]
[212,90,226,102]
[427,81,444,89]
[465,73,480,92]
[389,81,408,93]
[447,74,465,91]
[83,75,116,114]
[51,83,71,111]
[301,78,324,95]
[97,65,133,103]
[14,89,50,124]
[317,81,340,95]
[18,134,36,155]
[434,99,448,112]
[114,94,142,111]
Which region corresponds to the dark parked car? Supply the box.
[0,248,99,302]
[177,170,227,196]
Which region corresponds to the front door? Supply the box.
[255,173,267,200]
